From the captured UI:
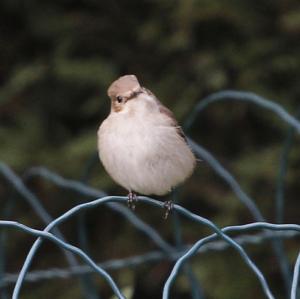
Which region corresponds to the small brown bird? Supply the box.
[97,75,196,218]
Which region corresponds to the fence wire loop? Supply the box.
[0,90,300,299]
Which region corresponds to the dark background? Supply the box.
[0,0,299,298]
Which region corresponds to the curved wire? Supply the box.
[13,196,283,299]
[184,92,300,295]
[1,230,298,287]
[291,251,300,299]
[3,91,300,298]
[164,223,300,299]
[187,139,293,294]
[0,221,125,299]
[184,90,300,133]
[24,166,174,254]
[0,162,78,267]
[187,139,264,221]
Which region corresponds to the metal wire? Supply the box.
[0,221,125,299]
[184,90,300,133]
[0,163,79,267]
[188,139,294,294]
[2,197,299,298]
[9,195,297,299]
[292,252,300,299]
[23,167,174,253]
[0,197,15,299]
[273,108,300,295]
[0,90,299,299]
[184,91,300,297]
[187,139,264,221]
[1,230,298,286]
[164,222,300,299]
[276,108,300,224]
[171,189,204,299]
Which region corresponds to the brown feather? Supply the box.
[142,87,187,141]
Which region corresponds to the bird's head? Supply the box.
[107,75,145,113]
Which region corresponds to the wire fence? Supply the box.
[0,90,299,299]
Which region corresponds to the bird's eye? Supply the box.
[116,96,123,103]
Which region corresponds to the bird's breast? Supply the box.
[97,112,195,195]
[99,113,163,160]
[98,113,156,169]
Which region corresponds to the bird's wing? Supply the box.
[142,87,187,141]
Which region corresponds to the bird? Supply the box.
[97,75,196,218]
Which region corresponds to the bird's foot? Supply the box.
[163,200,174,219]
[127,191,138,210]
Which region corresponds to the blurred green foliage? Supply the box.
[0,1,300,298]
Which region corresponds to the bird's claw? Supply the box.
[163,200,173,219]
[127,191,138,210]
